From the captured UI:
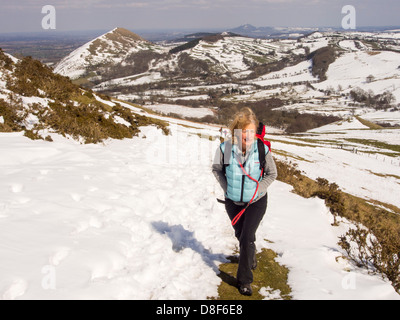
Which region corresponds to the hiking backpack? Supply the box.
[222,122,271,176]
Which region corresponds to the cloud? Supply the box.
[0,0,398,33]
[0,0,322,11]
[0,0,101,10]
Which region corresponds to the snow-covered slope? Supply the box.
[251,59,317,86]
[0,50,168,144]
[249,33,400,101]
[54,28,400,125]
[55,29,293,90]
[0,117,399,300]
[273,124,400,209]
[183,36,284,75]
[314,50,400,101]
[238,32,400,125]
[2,30,400,300]
[54,27,167,80]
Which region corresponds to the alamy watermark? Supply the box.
[41,265,57,290]
[40,4,357,32]
[342,271,357,290]
[40,4,357,31]
[342,5,356,30]
[42,5,56,30]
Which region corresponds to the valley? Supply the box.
[50,28,400,131]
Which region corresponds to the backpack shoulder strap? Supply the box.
[256,122,271,175]
[257,139,267,170]
[220,141,233,173]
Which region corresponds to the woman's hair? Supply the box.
[229,107,259,143]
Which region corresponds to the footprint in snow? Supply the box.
[49,247,71,266]
[15,197,31,205]
[108,193,121,200]
[2,279,28,300]
[40,169,50,175]
[74,216,103,234]
[10,184,23,193]
[71,193,83,202]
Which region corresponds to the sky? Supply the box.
[0,0,399,34]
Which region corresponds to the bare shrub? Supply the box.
[339,225,400,292]
[276,160,400,293]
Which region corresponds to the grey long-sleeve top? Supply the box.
[212,142,278,205]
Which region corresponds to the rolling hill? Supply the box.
[54,28,167,86]
[54,28,296,92]
[0,48,168,143]
[50,28,400,138]
[1,34,400,299]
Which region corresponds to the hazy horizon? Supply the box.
[0,0,399,34]
[0,24,399,38]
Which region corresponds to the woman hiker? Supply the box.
[212,108,278,296]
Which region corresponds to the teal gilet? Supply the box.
[221,141,268,203]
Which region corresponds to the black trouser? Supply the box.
[225,194,268,285]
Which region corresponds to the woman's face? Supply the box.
[240,123,257,149]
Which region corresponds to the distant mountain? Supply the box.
[229,24,275,36]
[54,28,288,92]
[230,24,258,33]
[52,26,400,116]
[228,24,324,38]
[54,27,166,83]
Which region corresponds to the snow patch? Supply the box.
[0,124,398,300]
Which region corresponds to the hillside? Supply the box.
[0,48,168,143]
[54,28,167,87]
[1,42,400,299]
[2,28,400,299]
[0,111,399,299]
[53,28,400,133]
[54,28,296,94]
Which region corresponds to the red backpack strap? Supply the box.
[256,122,271,152]
[264,140,271,152]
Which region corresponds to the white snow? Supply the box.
[54,29,167,80]
[362,110,400,126]
[0,120,398,300]
[93,94,116,107]
[170,95,210,101]
[270,117,400,209]
[339,40,368,52]
[53,41,93,79]
[94,72,164,90]
[262,182,398,300]
[145,103,214,119]
[314,51,400,101]
[5,53,19,64]
[310,117,369,132]
[251,60,316,86]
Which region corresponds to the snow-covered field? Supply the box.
[251,60,316,87]
[1,116,399,300]
[2,29,400,299]
[187,36,282,74]
[94,72,164,90]
[362,110,400,126]
[314,51,400,102]
[144,103,214,119]
[270,118,400,209]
